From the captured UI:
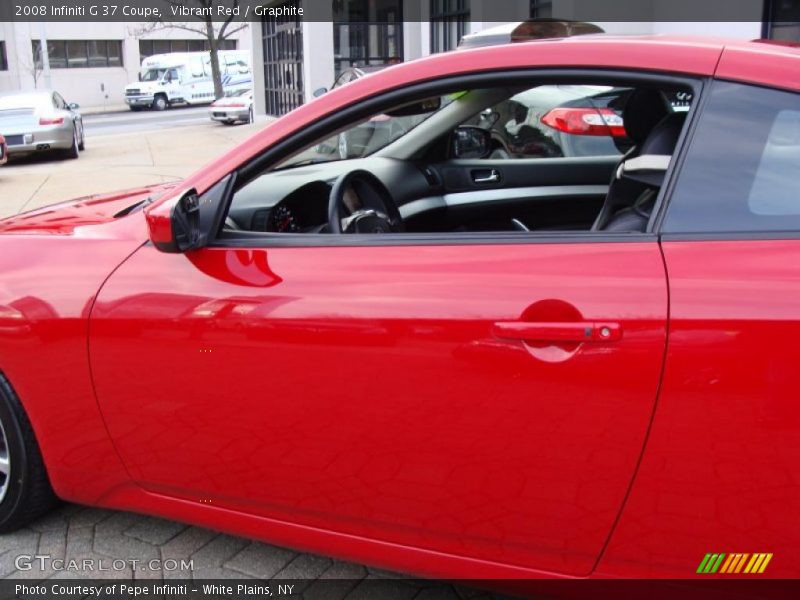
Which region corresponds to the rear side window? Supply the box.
[663,81,800,233]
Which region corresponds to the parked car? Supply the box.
[467,84,633,158]
[0,91,84,159]
[0,135,6,166]
[1,37,800,590]
[209,89,254,125]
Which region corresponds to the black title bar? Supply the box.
[0,0,771,23]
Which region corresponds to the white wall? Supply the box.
[303,21,334,103]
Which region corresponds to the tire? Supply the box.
[0,376,58,533]
[78,124,85,151]
[65,126,79,160]
[152,95,168,111]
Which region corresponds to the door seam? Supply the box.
[590,238,672,574]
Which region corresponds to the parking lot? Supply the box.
[0,110,510,599]
[0,108,263,219]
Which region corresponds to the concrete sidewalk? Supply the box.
[0,117,273,219]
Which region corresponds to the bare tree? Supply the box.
[22,42,45,89]
[132,0,248,100]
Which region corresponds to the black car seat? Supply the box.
[592,89,686,232]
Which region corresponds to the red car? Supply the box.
[0,36,799,587]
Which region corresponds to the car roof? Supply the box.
[0,91,56,110]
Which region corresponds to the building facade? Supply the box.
[250,0,798,117]
[0,22,250,109]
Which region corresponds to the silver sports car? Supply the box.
[0,91,85,159]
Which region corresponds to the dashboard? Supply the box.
[223,155,615,235]
[227,158,436,233]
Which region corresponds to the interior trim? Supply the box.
[399,185,608,219]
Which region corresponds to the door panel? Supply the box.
[602,241,800,577]
[90,240,667,575]
[433,156,618,193]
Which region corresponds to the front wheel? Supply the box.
[152,95,168,111]
[0,376,58,533]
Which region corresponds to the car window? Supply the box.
[225,78,694,239]
[277,96,448,167]
[461,84,633,159]
[662,81,800,234]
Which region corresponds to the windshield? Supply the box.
[278,97,447,169]
[141,69,167,82]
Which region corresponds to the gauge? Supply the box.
[271,205,301,232]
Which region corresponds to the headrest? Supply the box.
[640,112,687,155]
[623,89,670,145]
[618,113,687,187]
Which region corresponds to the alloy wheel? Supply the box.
[0,417,9,504]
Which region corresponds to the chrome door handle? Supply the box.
[492,321,622,343]
[473,169,499,183]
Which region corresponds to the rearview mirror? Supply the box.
[478,108,500,127]
[68,102,80,110]
[313,87,328,97]
[451,126,492,159]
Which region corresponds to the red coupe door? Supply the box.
[601,80,800,577]
[90,238,666,575]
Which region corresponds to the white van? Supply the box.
[124,51,252,111]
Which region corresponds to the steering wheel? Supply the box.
[328,170,404,234]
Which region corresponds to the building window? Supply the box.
[430,0,470,53]
[530,1,553,18]
[333,0,403,76]
[32,40,123,68]
[765,0,800,40]
[0,41,7,71]
[139,39,237,59]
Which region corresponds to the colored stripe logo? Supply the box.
[697,552,772,574]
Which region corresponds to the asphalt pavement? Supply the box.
[82,106,216,136]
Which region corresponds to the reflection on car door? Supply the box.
[89,237,667,576]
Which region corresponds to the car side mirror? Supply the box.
[68,102,80,110]
[451,126,492,159]
[313,87,328,98]
[146,177,232,253]
[146,189,202,253]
